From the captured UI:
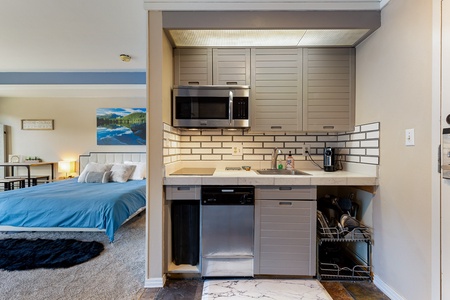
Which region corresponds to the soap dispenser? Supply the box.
[286,151,295,170]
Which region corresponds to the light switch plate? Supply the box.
[405,128,415,146]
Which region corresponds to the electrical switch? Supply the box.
[405,128,415,146]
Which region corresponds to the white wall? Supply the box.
[355,0,436,299]
[0,96,146,177]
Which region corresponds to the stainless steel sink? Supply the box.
[255,169,312,176]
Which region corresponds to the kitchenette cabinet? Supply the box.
[250,48,303,132]
[213,48,251,85]
[174,48,250,86]
[173,47,355,132]
[165,185,201,274]
[302,48,355,132]
[254,186,317,276]
[174,48,213,86]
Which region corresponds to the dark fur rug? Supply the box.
[0,238,104,271]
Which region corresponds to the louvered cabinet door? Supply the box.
[250,48,302,132]
[213,48,251,85]
[174,48,213,86]
[302,48,355,132]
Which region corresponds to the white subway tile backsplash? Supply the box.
[360,140,379,148]
[318,135,339,142]
[180,142,201,148]
[366,131,380,139]
[346,155,361,162]
[275,136,296,142]
[296,136,318,142]
[254,136,275,142]
[212,136,233,142]
[233,136,255,142]
[346,141,360,148]
[244,155,265,160]
[351,133,366,140]
[191,136,212,142]
[361,122,380,132]
[338,134,350,141]
[192,148,212,154]
[350,148,366,155]
[202,155,222,160]
[202,142,222,148]
[163,121,380,166]
[366,148,380,156]
[361,156,379,164]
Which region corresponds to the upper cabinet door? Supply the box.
[213,48,251,85]
[250,48,302,132]
[174,48,213,85]
[302,48,355,132]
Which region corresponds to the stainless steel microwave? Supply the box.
[172,85,250,128]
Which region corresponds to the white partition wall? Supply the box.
[0,124,5,178]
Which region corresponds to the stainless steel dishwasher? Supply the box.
[201,185,255,277]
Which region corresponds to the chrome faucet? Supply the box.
[271,148,282,169]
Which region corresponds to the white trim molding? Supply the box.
[144,0,382,11]
[374,274,406,300]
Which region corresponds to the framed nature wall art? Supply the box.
[96,108,146,145]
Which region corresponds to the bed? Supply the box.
[0,152,146,242]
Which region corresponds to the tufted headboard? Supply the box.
[79,152,146,174]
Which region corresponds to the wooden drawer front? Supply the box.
[256,186,316,200]
[258,200,316,276]
[166,186,200,200]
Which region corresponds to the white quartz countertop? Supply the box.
[164,167,378,186]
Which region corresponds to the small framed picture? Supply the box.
[21,119,54,130]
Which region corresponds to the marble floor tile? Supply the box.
[202,279,333,300]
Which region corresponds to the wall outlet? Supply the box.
[304,144,311,157]
[231,143,243,156]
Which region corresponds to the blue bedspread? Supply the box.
[0,178,146,242]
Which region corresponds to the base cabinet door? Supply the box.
[254,196,317,276]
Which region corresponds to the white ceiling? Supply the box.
[0,0,383,97]
[0,0,147,72]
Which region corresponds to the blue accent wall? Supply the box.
[0,72,146,85]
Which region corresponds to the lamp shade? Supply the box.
[58,161,75,173]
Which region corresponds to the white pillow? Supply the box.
[110,163,136,183]
[78,162,113,182]
[124,161,146,180]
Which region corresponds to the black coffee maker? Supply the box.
[323,147,336,172]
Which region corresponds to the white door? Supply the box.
[442,1,450,298]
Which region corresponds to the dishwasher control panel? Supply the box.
[201,186,254,205]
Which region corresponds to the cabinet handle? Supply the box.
[323,125,335,129]
[279,187,292,190]
[188,81,200,85]
[279,201,293,206]
[271,126,282,129]
[226,82,238,85]
[177,187,191,191]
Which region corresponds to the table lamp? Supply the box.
[58,161,75,178]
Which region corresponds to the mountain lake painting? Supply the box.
[96,108,146,145]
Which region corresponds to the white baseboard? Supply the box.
[144,275,165,288]
[374,274,405,300]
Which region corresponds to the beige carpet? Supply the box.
[0,213,146,300]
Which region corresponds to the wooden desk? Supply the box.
[0,162,56,187]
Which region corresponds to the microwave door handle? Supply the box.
[229,90,233,125]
